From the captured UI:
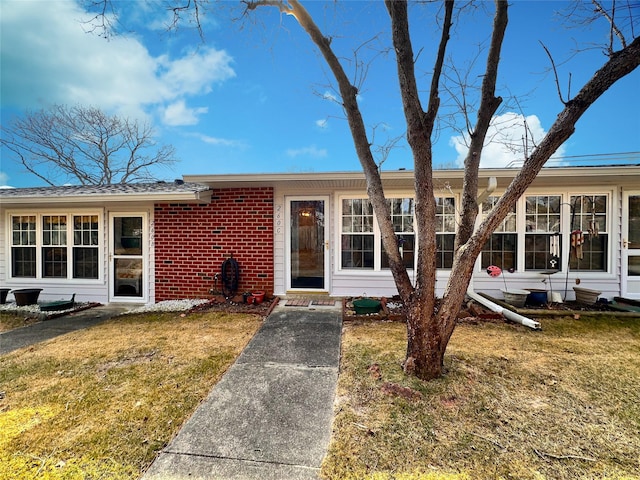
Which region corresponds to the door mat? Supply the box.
[311,299,337,306]
[285,299,311,307]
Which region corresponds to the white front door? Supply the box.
[287,197,329,291]
[109,213,147,302]
[622,191,640,299]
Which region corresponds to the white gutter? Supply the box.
[467,176,541,329]
[466,284,541,330]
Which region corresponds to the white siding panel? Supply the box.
[273,191,286,295]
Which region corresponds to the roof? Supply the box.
[0,181,212,205]
[1,164,638,206]
[184,165,640,190]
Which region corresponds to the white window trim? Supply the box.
[477,188,614,277]
[335,192,459,274]
[6,209,104,283]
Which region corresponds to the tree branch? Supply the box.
[540,41,569,105]
[592,0,627,53]
[456,0,507,249]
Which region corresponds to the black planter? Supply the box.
[0,288,10,304]
[11,288,43,306]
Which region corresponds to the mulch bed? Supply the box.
[343,296,405,322]
[189,295,279,317]
[343,293,636,324]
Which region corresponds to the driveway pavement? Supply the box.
[142,303,342,480]
[0,304,129,355]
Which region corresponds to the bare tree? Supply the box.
[87,0,640,380]
[238,0,639,380]
[1,104,177,186]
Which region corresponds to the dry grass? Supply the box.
[323,316,640,480]
[0,311,261,480]
[0,311,40,332]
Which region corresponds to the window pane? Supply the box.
[73,215,99,246]
[43,247,67,278]
[436,233,455,269]
[481,233,517,270]
[381,234,415,269]
[43,215,67,246]
[341,234,374,269]
[569,234,607,271]
[483,195,516,234]
[570,195,608,233]
[436,197,456,233]
[12,215,36,245]
[342,199,373,233]
[525,234,562,270]
[388,197,414,234]
[73,247,99,279]
[12,247,36,277]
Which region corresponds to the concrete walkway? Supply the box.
[142,303,343,480]
[0,304,129,355]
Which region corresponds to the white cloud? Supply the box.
[286,145,328,158]
[323,91,338,103]
[158,48,235,97]
[449,112,566,168]
[192,133,245,148]
[315,119,328,129]
[0,0,234,125]
[0,171,10,187]
[163,100,208,126]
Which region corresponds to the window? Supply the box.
[341,198,374,269]
[481,196,517,270]
[9,213,100,280]
[43,215,67,278]
[525,195,561,270]
[381,198,415,269]
[11,215,36,277]
[340,196,455,271]
[569,195,608,271]
[73,215,100,279]
[435,197,456,269]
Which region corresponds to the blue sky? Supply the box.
[1,0,639,188]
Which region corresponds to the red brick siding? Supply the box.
[154,187,274,300]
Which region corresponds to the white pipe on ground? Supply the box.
[467,287,542,330]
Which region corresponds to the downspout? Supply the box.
[476,176,498,204]
[466,282,541,330]
[466,176,542,330]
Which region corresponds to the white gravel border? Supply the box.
[1,298,211,316]
[125,299,210,314]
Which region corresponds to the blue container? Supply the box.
[526,289,547,306]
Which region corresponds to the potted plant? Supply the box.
[251,291,265,304]
[573,286,601,305]
[11,288,43,306]
[486,266,528,308]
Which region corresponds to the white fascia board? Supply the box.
[184,165,640,189]
[0,191,213,206]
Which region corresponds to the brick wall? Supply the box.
[154,187,274,300]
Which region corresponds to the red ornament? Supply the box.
[486,265,502,277]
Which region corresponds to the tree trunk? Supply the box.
[403,290,444,379]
